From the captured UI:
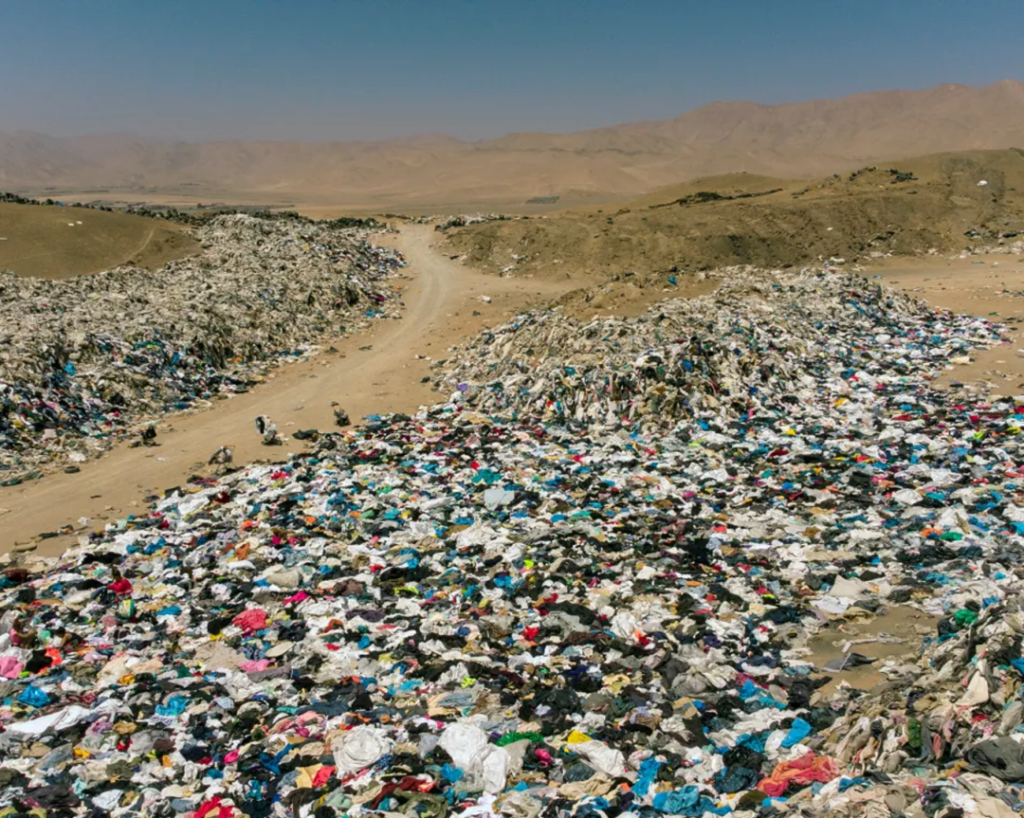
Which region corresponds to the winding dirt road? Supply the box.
[0,226,569,556]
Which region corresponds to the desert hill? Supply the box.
[0,201,198,279]
[439,148,1024,312]
[2,81,1023,207]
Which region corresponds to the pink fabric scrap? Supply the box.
[0,656,24,678]
[232,609,268,633]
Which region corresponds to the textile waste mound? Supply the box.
[436,271,1004,428]
[0,214,405,478]
[0,273,1022,818]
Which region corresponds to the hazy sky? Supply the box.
[3,0,1020,142]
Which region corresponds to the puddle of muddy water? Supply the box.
[806,605,939,698]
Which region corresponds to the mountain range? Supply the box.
[2,80,1023,206]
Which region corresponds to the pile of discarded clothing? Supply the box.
[436,270,1004,430]
[0,271,1023,817]
[0,214,405,478]
[801,583,1024,817]
[0,387,1022,814]
[426,215,515,232]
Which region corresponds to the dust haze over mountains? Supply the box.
[2,80,1023,208]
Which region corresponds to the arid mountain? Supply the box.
[2,81,1023,206]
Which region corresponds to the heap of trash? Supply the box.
[420,215,516,232]
[0,214,405,478]
[436,270,1005,429]
[0,269,1023,817]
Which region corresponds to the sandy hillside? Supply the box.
[3,81,1024,208]
[0,202,198,278]
[440,149,1024,295]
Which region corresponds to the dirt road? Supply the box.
[0,226,569,556]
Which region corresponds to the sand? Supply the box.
[807,606,940,697]
[440,149,1024,282]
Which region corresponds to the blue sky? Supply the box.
[2,0,1020,141]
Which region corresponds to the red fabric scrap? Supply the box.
[757,751,838,797]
